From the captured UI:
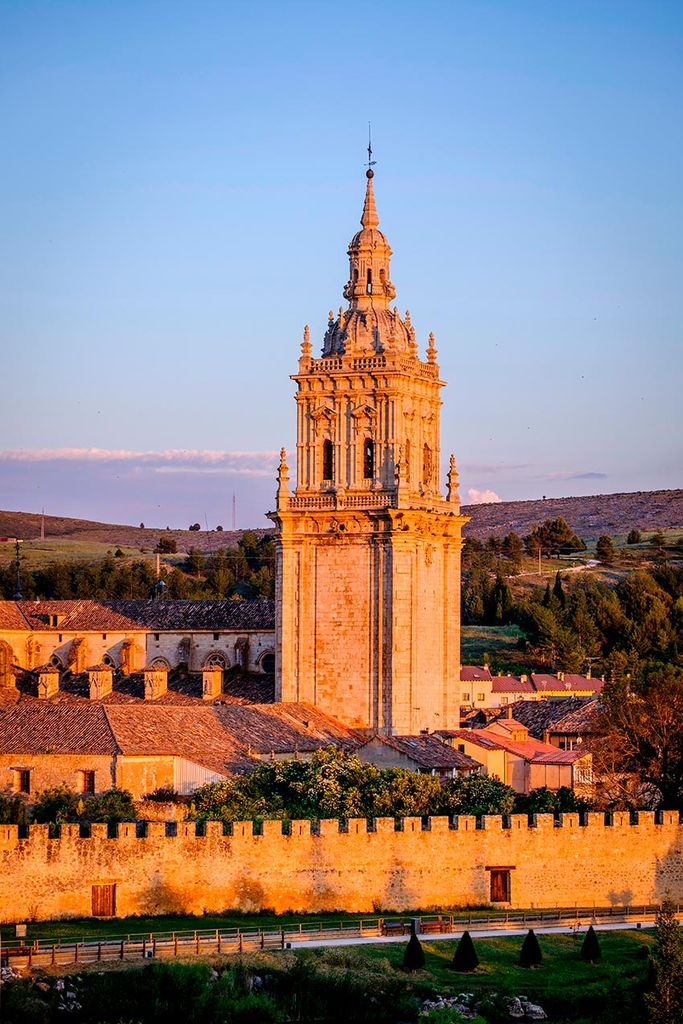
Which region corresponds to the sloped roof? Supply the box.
[460,666,492,682]
[212,703,361,755]
[380,734,480,771]
[551,700,602,736]
[531,673,603,693]
[0,704,118,754]
[495,698,592,739]
[491,676,534,693]
[453,727,585,764]
[0,599,275,633]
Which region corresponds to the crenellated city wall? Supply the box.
[0,812,681,922]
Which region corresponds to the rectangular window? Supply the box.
[462,692,470,701]
[102,633,107,640]
[154,633,160,641]
[91,883,116,917]
[16,769,31,794]
[477,692,485,702]
[81,770,96,794]
[501,697,509,705]
[213,633,219,641]
[489,869,511,903]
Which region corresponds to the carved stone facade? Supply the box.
[270,170,468,734]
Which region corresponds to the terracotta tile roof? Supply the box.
[0,704,118,754]
[365,734,480,771]
[531,673,603,693]
[491,676,534,693]
[212,703,361,755]
[551,700,602,736]
[495,698,593,740]
[0,599,275,633]
[452,727,585,764]
[460,666,492,682]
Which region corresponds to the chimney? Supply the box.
[202,665,223,701]
[586,667,591,679]
[88,666,113,700]
[144,665,168,700]
[37,666,60,699]
[506,705,513,720]
[520,674,528,683]
[543,729,550,744]
[557,671,564,682]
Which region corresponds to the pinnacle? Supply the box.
[360,171,380,229]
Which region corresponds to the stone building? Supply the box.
[270,169,468,735]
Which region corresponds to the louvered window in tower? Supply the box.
[363,439,375,480]
[322,439,334,482]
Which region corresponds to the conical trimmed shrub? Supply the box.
[580,924,602,963]
[452,930,479,972]
[402,931,425,972]
[519,928,543,967]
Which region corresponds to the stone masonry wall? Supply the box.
[0,813,681,922]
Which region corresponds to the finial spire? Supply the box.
[447,454,460,507]
[361,167,379,228]
[276,448,290,511]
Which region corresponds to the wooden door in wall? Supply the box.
[489,869,511,903]
[91,883,116,917]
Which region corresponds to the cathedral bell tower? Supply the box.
[269,169,469,734]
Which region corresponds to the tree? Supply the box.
[189,523,201,532]
[452,930,479,971]
[0,793,28,827]
[627,529,642,545]
[139,522,145,529]
[645,898,683,1024]
[402,930,425,972]
[580,924,601,963]
[519,929,543,967]
[524,517,586,558]
[596,535,616,565]
[596,664,683,809]
[155,537,177,554]
[185,548,205,577]
[651,530,667,551]
[441,773,516,817]
[31,785,79,824]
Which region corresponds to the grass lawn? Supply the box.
[353,929,650,1006]
[460,624,533,673]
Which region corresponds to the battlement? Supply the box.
[0,812,681,922]
[0,810,681,848]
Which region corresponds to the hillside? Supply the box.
[462,488,683,541]
[0,487,681,553]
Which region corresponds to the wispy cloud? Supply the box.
[467,488,503,504]
[545,470,608,481]
[0,448,277,465]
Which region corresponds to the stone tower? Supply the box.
[269,169,469,734]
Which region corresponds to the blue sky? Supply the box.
[1,0,681,528]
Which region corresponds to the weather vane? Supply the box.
[367,122,376,171]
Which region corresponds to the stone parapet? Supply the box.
[0,813,680,922]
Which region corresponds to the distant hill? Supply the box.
[462,488,683,541]
[0,487,681,551]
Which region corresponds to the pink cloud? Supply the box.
[467,487,503,505]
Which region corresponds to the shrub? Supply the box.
[451,929,479,971]
[145,786,181,803]
[519,928,543,967]
[402,930,425,971]
[0,792,28,826]
[155,536,177,553]
[581,924,602,962]
[627,529,642,544]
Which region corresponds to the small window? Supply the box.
[213,633,219,641]
[81,770,95,794]
[501,697,509,705]
[154,633,160,641]
[102,633,107,640]
[16,769,31,794]
[363,438,375,479]
[462,691,470,701]
[489,869,511,903]
[458,744,466,754]
[322,439,334,482]
[58,634,63,642]
[477,692,485,702]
